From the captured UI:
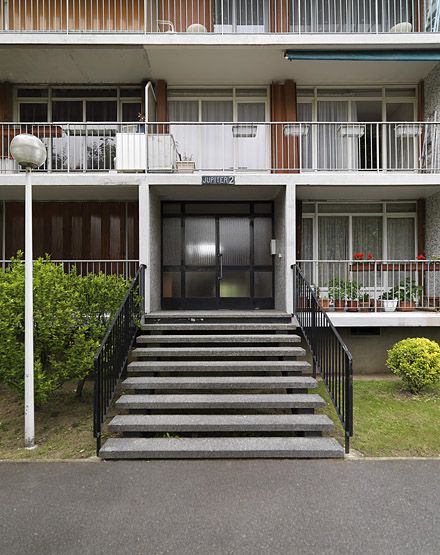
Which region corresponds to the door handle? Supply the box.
[218,253,223,280]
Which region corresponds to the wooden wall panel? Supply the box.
[8,0,67,31]
[158,0,213,32]
[270,0,290,32]
[4,202,139,261]
[271,80,299,173]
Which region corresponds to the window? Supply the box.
[301,202,416,261]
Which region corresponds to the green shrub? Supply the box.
[0,254,130,405]
[386,338,440,393]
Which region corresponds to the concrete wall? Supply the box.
[302,327,440,375]
[425,191,440,258]
[424,63,440,121]
[274,188,286,311]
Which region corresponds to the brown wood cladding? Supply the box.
[158,0,213,32]
[4,202,139,260]
[270,80,299,173]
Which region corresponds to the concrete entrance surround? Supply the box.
[139,175,296,314]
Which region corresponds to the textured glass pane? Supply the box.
[254,272,272,297]
[186,272,216,297]
[162,203,181,214]
[185,218,216,265]
[352,217,382,259]
[220,271,250,298]
[186,203,249,214]
[163,218,181,265]
[163,272,181,298]
[318,203,382,213]
[219,217,250,265]
[318,216,349,260]
[254,203,272,214]
[254,217,272,265]
[386,202,416,213]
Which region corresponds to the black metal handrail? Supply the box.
[292,264,353,453]
[93,264,146,455]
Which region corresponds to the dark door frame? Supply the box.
[161,201,275,310]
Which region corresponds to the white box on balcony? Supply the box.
[115,132,177,172]
[337,124,366,138]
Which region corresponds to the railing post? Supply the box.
[292,264,297,315]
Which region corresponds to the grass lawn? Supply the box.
[0,379,439,459]
[0,382,95,460]
[318,380,440,457]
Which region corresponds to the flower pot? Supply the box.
[319,299,330,312]
[359,301,371,312]
[382,299,398,312]
[399,300,416,312]
[176,160,195,173]
[334,300,345,312]
[346,300,359,312]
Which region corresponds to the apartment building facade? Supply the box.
[1,0,440,371]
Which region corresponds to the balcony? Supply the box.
[1,121,439,174]
[0,0,438,34]
[298,259,440,312]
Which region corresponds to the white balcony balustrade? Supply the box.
[1,121,439,173]
[298,259,440,311]
[0,0,438,33]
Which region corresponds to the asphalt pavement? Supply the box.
[0,459,439,555]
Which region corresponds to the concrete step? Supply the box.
[116,393,325,410]
[121,376,317,390]
[100,436,344,459]
[136,334,301,344]
[131,346,306,358]
[144,311,292,320]
[108,413,334,433]
[127,360,311,374]
[141,323,297,332]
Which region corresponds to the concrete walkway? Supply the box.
[0,459,439,555]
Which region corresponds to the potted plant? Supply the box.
[380,289,398,312]
[359,292,370,312]
[176,153,195,173]
[345,280,360,312]
[319,293,330,312]
[396,278,422,312]
[328,279,347,312]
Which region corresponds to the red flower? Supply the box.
[416,254,426,260]
[367,254,374,260]
[353,253,365,260]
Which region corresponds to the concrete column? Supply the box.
[284,182,296,313]
[139,178,150,313]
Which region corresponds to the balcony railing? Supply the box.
[298,259,440,311]
[0,0,438,33]
[1,121,439,173]
[0,259,139,279]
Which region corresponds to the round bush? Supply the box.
[386,338,440,393]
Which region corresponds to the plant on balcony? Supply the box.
[380,288,398,312]
[395,278,423,312]
[352,253,375,271]
[328,279,359,311]
[359,292,371,312]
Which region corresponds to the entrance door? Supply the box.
[162,202,274,310]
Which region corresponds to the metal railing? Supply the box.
[299,259,440,311]
[2,121,439,174]
[93,264,145,455]
[0,259,139,279]
[1,0,438,33]
[293,264,353,453]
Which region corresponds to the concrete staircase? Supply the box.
[99,312,344,459]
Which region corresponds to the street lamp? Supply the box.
[10,134,47,449]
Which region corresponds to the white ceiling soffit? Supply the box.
[297,184,440,201]
[0,47,151,83]
[0,44,436,85]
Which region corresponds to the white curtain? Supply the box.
[318,216,349,285]
[201,101,234,170]
[387,218,415,259]
[214,0,267,33]
[236,103,266,171]
[298,103,312,169]
[317,101,349,170]
[352,216,383,258]
[169,101,200,167]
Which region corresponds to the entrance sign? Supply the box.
[201,175,235,185]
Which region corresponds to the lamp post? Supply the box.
[10,134,47,449]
